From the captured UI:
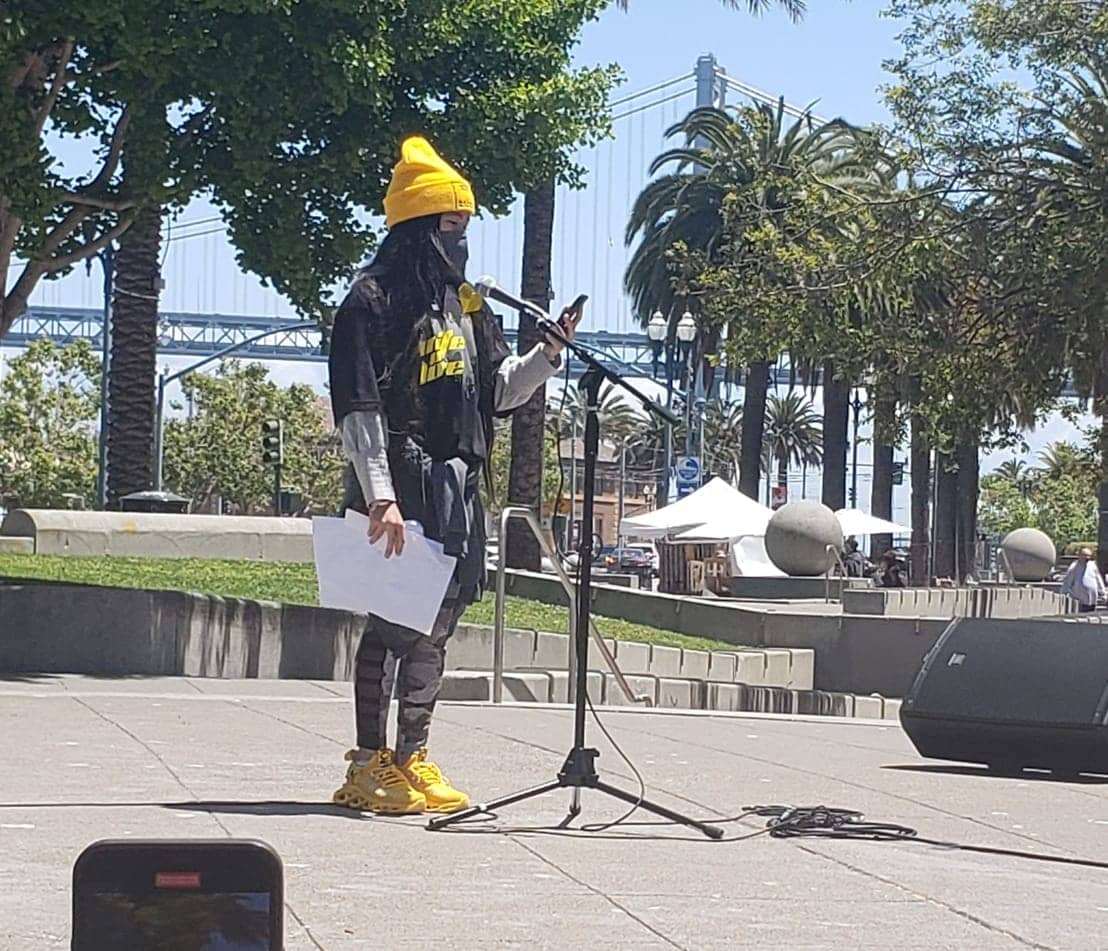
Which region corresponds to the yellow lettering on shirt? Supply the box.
[418,329,467,386]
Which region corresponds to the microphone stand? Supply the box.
[428,303,723,839]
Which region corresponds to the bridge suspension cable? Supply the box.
[607,71,694,108]
[716,71,831,125]
[612,86,697,123]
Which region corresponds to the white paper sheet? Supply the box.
[312,511,457,635]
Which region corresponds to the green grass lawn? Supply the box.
[0,553,734,653]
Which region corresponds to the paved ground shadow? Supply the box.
[163,800,377,819]
[883,763,1108,784]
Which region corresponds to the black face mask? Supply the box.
[439,229,468,276]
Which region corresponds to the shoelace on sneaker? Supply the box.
[372,765,411,788]
[407,757,445,785]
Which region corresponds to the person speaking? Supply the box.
[327,136,580,814]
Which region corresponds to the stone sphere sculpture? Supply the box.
[765,500,844,576]
[1000,527,1056,582]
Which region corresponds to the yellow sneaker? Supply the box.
[399,748,470,814]
[333,749,426,814]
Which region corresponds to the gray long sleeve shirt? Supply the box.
[341,342,560,506]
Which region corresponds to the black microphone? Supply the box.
[473,276,558,332]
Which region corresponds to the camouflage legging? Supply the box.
[354,597,466,761]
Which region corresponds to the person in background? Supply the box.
[842,536,868,578]
[1060,547,1105,613]
[878,549,907,588]
[326,136,579,814]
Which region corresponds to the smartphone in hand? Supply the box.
[557,293,588,335]
[72,839,283,950]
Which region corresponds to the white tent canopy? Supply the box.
[621,478,774,541]
[835,508,909,537]
[729,535,786,577]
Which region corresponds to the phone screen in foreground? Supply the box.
[78,889,271,950]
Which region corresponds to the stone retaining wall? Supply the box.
[841,586,1074,618]
[1,509,313,562]
[492,567,952,696]
[0,581,899,720]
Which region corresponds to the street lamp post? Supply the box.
[696,396,706,481]
[617,435,627,549]
[646,311,671,508]
[849,389,864,507]
[153,322,318,491]
[676,310,697,457]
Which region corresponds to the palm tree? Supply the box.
[990,55,1108,572]
[762,391,822,505]
[626,102,862,504]
[703,397,745,483]
[507,0,807,555]
[106,202,163,506]
[1037,441,1093,483]
[996,458,1028,483]
[996,458,1035,499]
[548,382,642,447]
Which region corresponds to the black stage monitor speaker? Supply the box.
[900,617,1108,775]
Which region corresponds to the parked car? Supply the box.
[600,545,656,573]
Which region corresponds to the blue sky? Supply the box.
[3,0,1089,513]
[24,0,903,320]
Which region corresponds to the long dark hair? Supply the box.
[361,214,466,424]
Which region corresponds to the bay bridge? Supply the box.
[6,303,668,378]
[3,53,808,387]
[1,54,1083,400]
[8,303,841,392]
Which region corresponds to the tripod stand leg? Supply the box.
[426,778,563,831]
[555,787,583,828]
[592,779,724,839]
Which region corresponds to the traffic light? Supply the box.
[891,461,905,485]
[261,420,283,467]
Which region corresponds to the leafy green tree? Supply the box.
[885,0,1108,570]
[978,474,1035,539]
[615,0,803,12]
[162,362,343,515]
[486,418,561,518]
[2,4,618,516]
[1034,474,1097,552]
[0,2,617,337]
[0,339,99,509]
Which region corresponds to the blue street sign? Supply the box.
[676,455,701,484]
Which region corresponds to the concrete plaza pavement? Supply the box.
[0,675,1105,950]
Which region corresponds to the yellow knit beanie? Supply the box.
[383,136,476,228]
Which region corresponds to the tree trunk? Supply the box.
[506,182,555,569]
[776,452,787,505]
[933,451,958,580]
[909,380,930,586]
[956,435,980,581]
[106,203,162,507]
[738,360,768,500]
[821,361,849,510]
[870,383,896,559]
